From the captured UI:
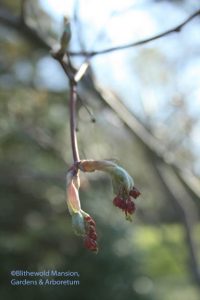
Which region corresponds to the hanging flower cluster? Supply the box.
[66,160,141,253]
[66,168,98,253]
[112,187,140,220]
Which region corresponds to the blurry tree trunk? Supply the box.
[154,161,200,285]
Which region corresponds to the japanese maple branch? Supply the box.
[69,81,80,162]
[68,9,200,57]
[51,51,89,163]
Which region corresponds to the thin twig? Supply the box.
[77,94,96,122]
[68,9,200,57]
[51,52,75,81]
[70,81,80,162]
[52,48,80,163]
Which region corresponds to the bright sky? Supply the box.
[40,0,74,17]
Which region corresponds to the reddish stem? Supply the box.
[69,81,80,163]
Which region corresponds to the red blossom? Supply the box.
[89,231,97,241]
[83,215,98,253]
[84,237,98,252]
[113,195,137,219]
[113,196,121,207]
[113,196,126,209]
[129,187,141,199]
[84,216,96,227]
[126,199,136,214]
[67,161,141,251]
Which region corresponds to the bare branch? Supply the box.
[69,82,80,162]
[68,9,200,57]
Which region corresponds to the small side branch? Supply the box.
[68,9,200,57]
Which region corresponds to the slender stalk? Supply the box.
[69,81,80,163]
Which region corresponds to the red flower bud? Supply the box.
[126,199,136,214]
[89,231,97,240]
[113,196,125,208]
[113,196,121,207]
[84,216,96,226]
[88,225,96,234]
[84,237,98,252]
[129,187,141,199]
[119,200,127,210]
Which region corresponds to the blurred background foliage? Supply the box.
[0,0,200,300]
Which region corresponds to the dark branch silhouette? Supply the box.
[0,5,50,49]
